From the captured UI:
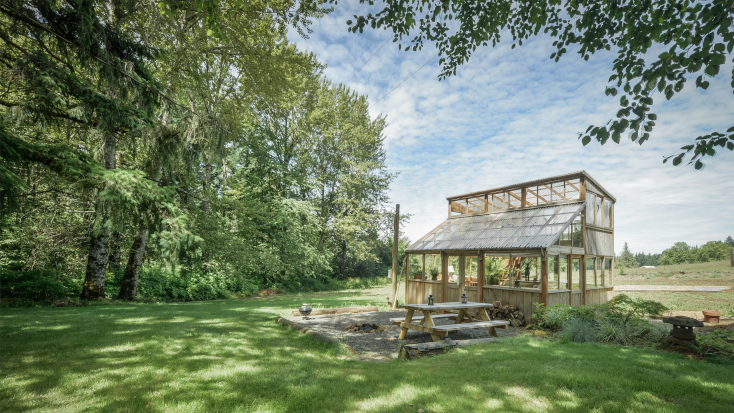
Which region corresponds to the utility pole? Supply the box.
[391,204,400,309]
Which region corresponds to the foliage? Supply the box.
[484,257,504,284]
[1,1,398,302]
[604,294,668,322]
[660,241,733,265]
[615,242,639,273]
[596,316,669,346]
[535,294,668,346]
[560,317,597,343]
[0,268,80,306]
[634,252,662,267]
[694,330,734,357]
[348,0,734,168]
[532,303,595,330]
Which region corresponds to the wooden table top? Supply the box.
[401,302,493,311]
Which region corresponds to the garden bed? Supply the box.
[279,310,522,361]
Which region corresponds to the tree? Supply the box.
[347,0,734,169]
[616,242,639,271]
[726,236,734,247]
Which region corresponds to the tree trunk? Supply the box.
[108,231,122,274]
[202,154,211,214]
[80,133,115,300]
[340,239,347,277]
[117,227,148,300]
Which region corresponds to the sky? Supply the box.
[288,3,734,255]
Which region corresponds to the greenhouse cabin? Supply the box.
[403,171,615,322]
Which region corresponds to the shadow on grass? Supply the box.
[2,296,734,412]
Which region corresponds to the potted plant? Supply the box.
[429,267,439,280]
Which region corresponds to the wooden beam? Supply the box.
[568,256,573,305]
[478,251,485,302]
[565,180,580,191]
[545,184,567,201]
[441,251,447,303]
[484,195,489,213]
[458,254,466,298]
[527,187,549,204]
[392,204,399,309]
[450,201,467,214]
[541,251,549,306]
[580,177,587,201]
[508,190,533,208]
[581,255,587,305]
[521,187,527,208]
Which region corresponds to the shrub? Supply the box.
[533,303,597,330]
[561,318,597,343]
[0,268,80,304]
[694,330,734,357]
[596,316,668,345]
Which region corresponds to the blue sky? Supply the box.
[289,3,734,255]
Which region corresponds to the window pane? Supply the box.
[604,200,613,228]
[572,216,583,248]
[586,193,596,225]
[595,196,602,226]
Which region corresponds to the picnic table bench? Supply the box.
[394,302,509,342]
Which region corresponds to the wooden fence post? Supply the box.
[392,204,399,309]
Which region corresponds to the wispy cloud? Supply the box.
[291,4,734,254]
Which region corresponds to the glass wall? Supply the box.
[604,200,613,228]
[586,258,596,286]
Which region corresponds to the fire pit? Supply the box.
[343,322,388,334]
[661,316,704,349]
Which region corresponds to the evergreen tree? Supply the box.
[616,242,639,271]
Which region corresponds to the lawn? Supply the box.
[615,260,734,313]
[2,287,734,413]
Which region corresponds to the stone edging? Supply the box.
[274,317,355,354]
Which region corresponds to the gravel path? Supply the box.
[284,310,522,361]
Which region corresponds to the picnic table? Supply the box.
[391,302,509,342]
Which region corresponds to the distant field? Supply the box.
[615,260,734,313]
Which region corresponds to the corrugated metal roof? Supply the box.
[405,202,585,252]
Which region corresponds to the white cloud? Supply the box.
[290,5,734,254]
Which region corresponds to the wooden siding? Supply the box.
[586,228,614,256]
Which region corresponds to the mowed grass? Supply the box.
[616,260,734,313]
[2,287,734,413]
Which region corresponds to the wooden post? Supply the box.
[730,249,733,267]
[581,255,587,305]
[458,254,466,299]
[568,256,573,305]
[541,250,549,306]
[556,254,561,289]
[610,256,615,298]
[521,187,527,209]
[478,251,485,303]
[392,204,399,309]
[422,254,426,279]
[593,257,598,287]
[441,251,447,303]
[404,255,409,305]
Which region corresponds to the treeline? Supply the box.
[0,2,402,305]
[617,237,734,268]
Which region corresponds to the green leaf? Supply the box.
[582,136,591,146]
[694,160,705,170]
[648,113,657,120]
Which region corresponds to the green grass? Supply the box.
[2,287,734,412]
[616,260,734,313]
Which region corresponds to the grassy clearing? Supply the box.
[2,287,734,413]
[616,260,734,313]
